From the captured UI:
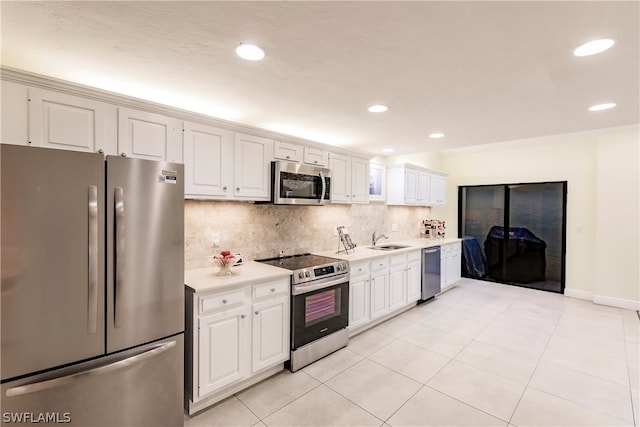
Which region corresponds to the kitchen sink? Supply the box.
[368,244,411,251]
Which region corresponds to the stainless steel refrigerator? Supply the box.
[1,144,184,426]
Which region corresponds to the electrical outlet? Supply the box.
[211,232,220,247]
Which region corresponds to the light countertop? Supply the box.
[185,238,461,293]
[185,261,292,294]
[314,237,462,262]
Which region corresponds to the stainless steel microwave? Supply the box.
[270,160,331,205]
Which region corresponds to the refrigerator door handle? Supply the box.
[5,340,177,397]
[114,187,125,328]
[88,186,99,334]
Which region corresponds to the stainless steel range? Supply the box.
[256,253,349,372]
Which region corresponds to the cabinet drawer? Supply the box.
[253,279,289,301]
[199,289,245,314]
[390,253,407,268]
[407,250,421,263]
[350,261,370,278]
[370,257,389,272]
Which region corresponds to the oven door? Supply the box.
[291,276,349,349]
[273,161,331,205]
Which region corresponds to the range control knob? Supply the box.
[305,271,311,278]
[298,272,305,279]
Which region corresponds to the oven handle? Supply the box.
[292,275,348,296]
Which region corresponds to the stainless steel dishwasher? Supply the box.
[421,246,441,300]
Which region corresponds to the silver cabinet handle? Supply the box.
[241,314,246,319]
[87,186,99,334]
[6,340,176,397]
[255,311,259,315]
[114,187,125,328]
[223,186,227,191]
[222,299,228,304]
[270,288,276,292]
[236,187,240,191]
[319,170,327,205]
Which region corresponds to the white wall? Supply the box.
[436,125,639,309]
[594,128,640,308]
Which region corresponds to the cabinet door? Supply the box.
[29,88,117,154]
[404,168,418,204]
[370,271,389,320]
[117,107,181,162]
[417,171,431,205]
[233,133,273,200]
[273,141,302,162]
[183,122,233,198]
[349,277,370,330]
[406,261,422,303]
[329,152,350,203]
[252,296,289,373]
[1,81,28,145]
[388,266,406,312]
[198,306,250,398]
[430,174,446,205]
[350,157,370,204]
[440,249,448,288]
[303,147,328,166]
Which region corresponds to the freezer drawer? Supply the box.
[1,335,184,427]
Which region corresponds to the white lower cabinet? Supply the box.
[441,242,462,291]
[186,277,290,415]
[197,305,251,397]
[252,295,289,372]
[349,261,371,330]
[348,249,422,335]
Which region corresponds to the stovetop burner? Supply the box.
[255,253,349,285]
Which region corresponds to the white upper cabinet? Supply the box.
[183,122,233,198]
[303,146,328,167]
[387,163,447,206]
[1,81,28,145]
[118,107,182,162]
[273,141,303,162]
[29,87,117,154]
[233,133,273,200]
[329,153,369,204]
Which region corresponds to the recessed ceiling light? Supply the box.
[368,105,388,113]
[381,148,394,153]
[573,38,615,57]
[236,44,265,61]
[429,132,445,139]
[588,103,616,111]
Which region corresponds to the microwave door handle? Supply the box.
[319,170,326,204]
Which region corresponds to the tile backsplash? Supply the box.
[185,200,431,270]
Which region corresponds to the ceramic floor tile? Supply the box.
[556,313,625,340]
[400,324,472,357]
[427,359,525,421]
[325,359,422,420]
[426,310,496,339]
[368,338,451,384]
[511,387,631,426]
[387,386,507,427]
[347,328,397,357]
[301,347,363,383]
[236,370,320,419]
[529,360,634,423]
[474,322,551,359]
[373,315,421,338]
[541,339,630,385]
[184,396,259,427]
[261,384,383,426]
[549,327,628,360]
[454,340,538,384]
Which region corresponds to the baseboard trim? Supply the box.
[564,288,593,301]
[564,288,640,311]
[593,295,640,311]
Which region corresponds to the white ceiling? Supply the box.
[1,1,638,156]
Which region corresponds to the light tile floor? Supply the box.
[185,278,640,427]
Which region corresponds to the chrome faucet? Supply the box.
[372,231,389,246]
